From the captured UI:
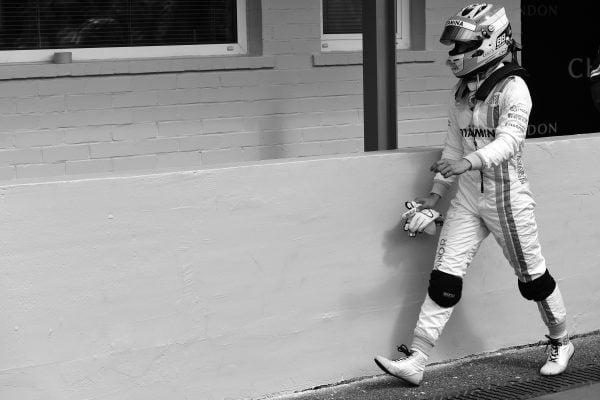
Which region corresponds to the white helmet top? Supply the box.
[440,3,512,78]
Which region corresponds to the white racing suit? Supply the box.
[411,68,568,355]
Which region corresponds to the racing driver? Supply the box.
[374,3,574,386]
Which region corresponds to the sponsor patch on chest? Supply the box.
[460,125,496,138]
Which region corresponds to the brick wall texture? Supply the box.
[0,0,521,181]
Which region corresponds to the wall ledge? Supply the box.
[3,133,600,187]
[0,148,443,188]
[312,50,446,67]
[0,55,276,80]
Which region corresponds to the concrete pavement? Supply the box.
[265,331,600,400]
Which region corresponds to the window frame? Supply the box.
[0,0,248,64]
[320,0,410,52]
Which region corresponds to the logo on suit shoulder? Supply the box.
[509,105,529,114]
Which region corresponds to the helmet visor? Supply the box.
[448,40,481,56]
[440,24,481,45]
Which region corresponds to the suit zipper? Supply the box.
[473,138,484,193]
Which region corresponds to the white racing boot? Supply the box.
[540,335,574,376]
[374,345,427,386]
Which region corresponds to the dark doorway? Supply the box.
[521,1,600,138]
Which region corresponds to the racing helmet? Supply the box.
[440,3,512,78]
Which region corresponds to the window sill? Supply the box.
[312,50,446,67]
[0,55,275,80]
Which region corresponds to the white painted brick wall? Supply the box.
[84,76,133,93]
[156,151,203,169]
[112,92,159,108]
[66,158,113,175]
[17,97,65,114]
[113,155,157,171]
[201,148,244,165]
[176,72,221,88]
[0,133,13,148]
[132,74,177,90]
[16,162,65,179]
[43,144,89,163]
[320,138,361,154]
[0,0,522,181]
[397,104,447,120]
[278,141,322,158]
[398,117,448,135]
[63,127,113,144]
[203,117,246,134]
[0,165,15,179]
[157,121,203,137]
[0,99,17,114]
[0,81,37,98]
[136,138,179,155]
[14,130,63,147]
[90,141,139,159]
[65,94,111,111]
[132,106,179,123]
[242,145,285,161]
[38,78,86,95]
[2,115,41,132]
[179,134,223,151]
[222,131,264,147]
[112,124,158,141]
[259,130,303,146]
[0,148,42,165]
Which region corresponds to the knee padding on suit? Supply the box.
[428,270,463,308]
[518,269,556,301]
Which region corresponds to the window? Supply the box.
[0,0,247,63]
[321,0,410,52]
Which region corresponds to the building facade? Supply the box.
[0,0,522,181]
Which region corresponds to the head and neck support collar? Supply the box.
[474,40,529,100]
